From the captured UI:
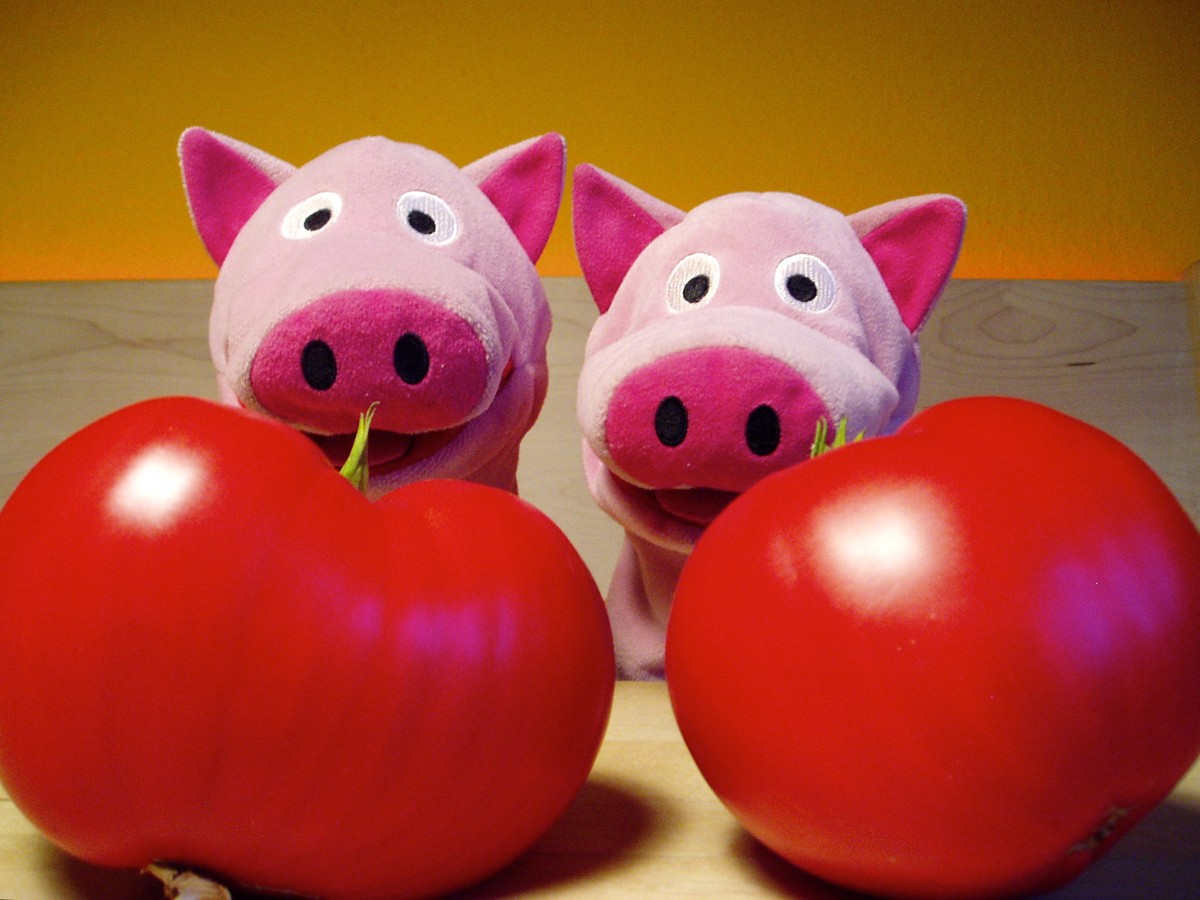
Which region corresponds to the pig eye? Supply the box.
[666,253,719,312]
[774,254,837,312]
[397,191,458,245]
[281,192,343,239]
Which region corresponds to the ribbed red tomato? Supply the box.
[667,396,1200,898]
[0,396,615,899]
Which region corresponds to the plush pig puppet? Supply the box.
[574,165,966,679]
[179,128,565,497]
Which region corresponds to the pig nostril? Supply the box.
[654,396,688,448]
[300,340,338,391]
[393,332,431,385]
[746,404,781,456]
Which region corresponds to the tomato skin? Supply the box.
[666,396,1200,898]
[0,397,615,900]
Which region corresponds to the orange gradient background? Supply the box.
[2,1,1197,282]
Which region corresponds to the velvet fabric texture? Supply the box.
[574,164,966,679]
[179,128,565,497]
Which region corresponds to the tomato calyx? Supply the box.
[809,417,863,459]
[1068,805,1132,856]
[337,402,379,494]
[143,863,231,900]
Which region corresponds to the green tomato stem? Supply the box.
[338,402,380,494]
[810,416,864,458]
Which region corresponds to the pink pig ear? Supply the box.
[178,127,295,266]
[572,164,686,314]
[462,133,566,263]
[850,195,967,333]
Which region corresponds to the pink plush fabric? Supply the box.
[852,196,968,332]
[573,165,685,313]
[467,133,566,262]
[574,165,966,679]
[248,289,490,434]
[179,128,565,497]
[605,346,830,492]
[179,130,296,265]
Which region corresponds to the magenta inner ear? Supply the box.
[859,198,966,333]
[475,133,565,262]
[180,130,289,266]
[572,167,671,314]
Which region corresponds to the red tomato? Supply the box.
[666,396,1200,898]
[0,396,615,900]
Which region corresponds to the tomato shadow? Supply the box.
[730,798,1200,900]
[452,775,668,898]
[728,830,875,900]
[40,843,162,900]
[43,776,663,900]
[1032,798,1200,899]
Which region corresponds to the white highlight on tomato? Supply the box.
[109,447,203,530]
[816,484,960,617]
[831,503,923,572]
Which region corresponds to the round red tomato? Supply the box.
[666,396,1200,898]
[0,396,615,899]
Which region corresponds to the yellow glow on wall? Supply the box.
[2,1,1197,282]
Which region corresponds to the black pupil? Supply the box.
[682,274,710,303]
[407,209,437,235]
[303,208,333,231]
[786,274,818,304]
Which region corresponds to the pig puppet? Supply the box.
[573,165,966,679]
[179,128,565,497]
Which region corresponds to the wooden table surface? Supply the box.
[0,277,1198,898]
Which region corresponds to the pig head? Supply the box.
[179,128,565,497]
[573,164,966,679]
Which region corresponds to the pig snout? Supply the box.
[248,289,492,434]
[603,346,829,493]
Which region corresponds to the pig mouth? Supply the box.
[306,426,467,476]
[301,358,516,478]
[651,487,741,527]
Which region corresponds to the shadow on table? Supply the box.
[46,776,664,899]
[1034,799,1200,899]
[51,786,1195,898]
[730,798,1200,900]
[729,832,873,900]
[457,774,669,897]
[43,847,162,900]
